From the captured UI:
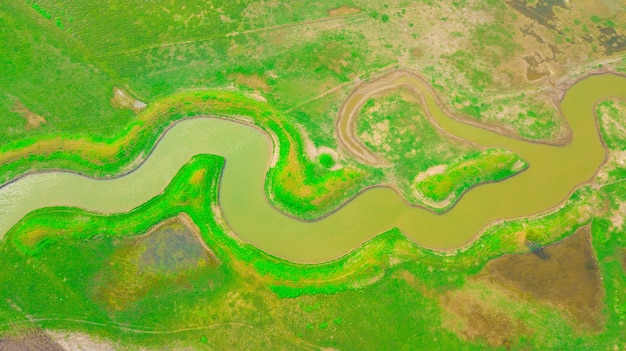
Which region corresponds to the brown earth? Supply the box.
[409,48,423,58]
[0,330,65,351]
[484,226,604,329]
[233,73,270,92]
[11,100,46,130]
[328,6,361,17]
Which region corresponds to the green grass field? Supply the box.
[1,0,626,349]
[356,91,527,209]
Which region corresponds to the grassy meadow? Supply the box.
[355,91,527,209]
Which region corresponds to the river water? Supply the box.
[0,74,624,262]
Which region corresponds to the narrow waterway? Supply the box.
[0,73,623,263]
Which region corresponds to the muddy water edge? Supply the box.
[0,74,624,263]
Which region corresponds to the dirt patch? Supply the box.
[485,227,604,329]
[441,289,529,347]
[11,100,46,130]
[233,73,270,92]
[609,201,625,230]
[328,5,361,17]
[0,330,65,351]
[413,165,447,183]
[110,87,146,113]
[48,331,116,351]
[597,26,626,55]
[409,48,423,58]
[299,125,342,170]
[504,0,567,31]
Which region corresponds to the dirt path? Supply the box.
[335,69,573,167]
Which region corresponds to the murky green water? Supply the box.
[0,74,624,263]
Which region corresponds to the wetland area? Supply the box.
[2,0,626,349]
[0,72,623,262]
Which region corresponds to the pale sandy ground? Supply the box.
[48,331,119,351]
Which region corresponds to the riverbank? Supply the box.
[1,148,623,349]
[0,73,624,262]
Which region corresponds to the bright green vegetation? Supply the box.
[1,145,624,349]
[0,73,617,262]
[1,0,626,348]
[356,91,526,208]
[317,153,336,169]
[0,88,369,221]
[597,98,626,187]
[597,99,626,151]
[2,0,624,147]
[0,0,621,217]
[415,149,525,204]
[0,0,533,218]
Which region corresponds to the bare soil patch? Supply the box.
[609,201,625,230]
[48,331,117,351]
[233,73,270,92]
[409,48,423,58]
[413,165,446,183]
[484,227,604,328]
[0,330,65,351]
[328,6,360,17]
[110,87,146,114]
[11,100,46,130]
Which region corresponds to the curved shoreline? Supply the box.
[0,72,624,263]
[335,68,580,159]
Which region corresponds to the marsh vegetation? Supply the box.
[1,0,625,349]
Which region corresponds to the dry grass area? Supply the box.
[138,214,220,270]
[232,73,270,92]
[0,330,66,351]
[274,148,363,208]
[188,168,206,186]
[11,100,46,130]
[91,215,219,312]
[441,288,530,348]
[439,226,606,346]
[484,227,604,329]
[110,88,146,114]
[332,0,625,140]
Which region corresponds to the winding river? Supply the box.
[0,73,624,263]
